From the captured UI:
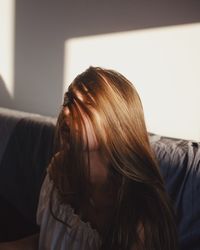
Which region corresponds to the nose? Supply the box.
[63,107,70,126]
[63,106,70,116]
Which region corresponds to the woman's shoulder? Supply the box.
[37,172,102,250]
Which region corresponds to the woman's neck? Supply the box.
[88,151,109,189]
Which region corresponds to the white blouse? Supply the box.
[37,173,102,250]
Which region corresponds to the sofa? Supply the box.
[0,107,56,241]
[0,107,199,250]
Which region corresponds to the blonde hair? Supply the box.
[49,66,178,250]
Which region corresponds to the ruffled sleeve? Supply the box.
[36,171,101,250]
[36,172,53,226]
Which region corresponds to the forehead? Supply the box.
[63,87,102,124]
[63,98,101,131]
[62,100,90,129]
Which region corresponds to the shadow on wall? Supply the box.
[0,76,13,109]
[2,0,200,117]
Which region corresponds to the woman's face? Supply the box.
[63,105,99,152]
[62,92,109,186]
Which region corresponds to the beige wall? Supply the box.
[0,0,200,140]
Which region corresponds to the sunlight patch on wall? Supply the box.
[64,23,200,141]
[0,0,15,97]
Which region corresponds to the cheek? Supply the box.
[83,118,99,151]
[63,106,99,151]
[86,130,98,151]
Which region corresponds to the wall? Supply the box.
[0,0,200,140]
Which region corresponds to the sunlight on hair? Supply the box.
[64,23,200,141]
[0,0,15,97]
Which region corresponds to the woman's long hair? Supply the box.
[49,66,178,250]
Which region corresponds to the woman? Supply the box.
[0,66,178,250]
